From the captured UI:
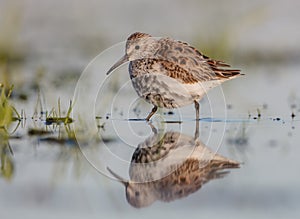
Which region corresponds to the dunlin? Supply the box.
[107,32,241,120]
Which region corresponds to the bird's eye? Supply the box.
[135,191,140,196]
[135,45,140,50]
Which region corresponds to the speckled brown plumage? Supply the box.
[129,58,199,84]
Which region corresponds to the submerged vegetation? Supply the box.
[46,98,74,125]
[0,84,18,181]
[0,128,14,181]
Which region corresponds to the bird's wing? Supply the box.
[159,157,239,202]
[154,38,241,81]
[157,159,204,202]
[130,58,210,84]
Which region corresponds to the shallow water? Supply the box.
[1,61,300,219]
[1,0,300,218]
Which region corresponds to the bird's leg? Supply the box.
[147,121,158,134]
[194,100,200,139]
[146,106,158,121]
[194,119,199,140]
[194,100,200,121]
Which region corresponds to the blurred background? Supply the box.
[1,0,300,111]
[0,0,300,218]
[1,0,300,76]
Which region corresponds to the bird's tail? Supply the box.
[214,68,243,79]
[207,59,243,79]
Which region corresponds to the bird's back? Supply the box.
[154,37,241,82]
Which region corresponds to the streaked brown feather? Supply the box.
[154,38,241,82]
[130,58,200,84]
[130,57,240,84]
[157,157,239,202]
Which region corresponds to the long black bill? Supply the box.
[106,55,128,75]
[106,167,129,187]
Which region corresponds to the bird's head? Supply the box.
[106,32,157,75]
[106,167,157,208]
[125,183,156,208]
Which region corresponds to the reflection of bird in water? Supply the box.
[106,32,241,120]
[107,123,240,208]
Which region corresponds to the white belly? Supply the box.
[131,73,219,108]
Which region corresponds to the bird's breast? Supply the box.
[130,73,196,108]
